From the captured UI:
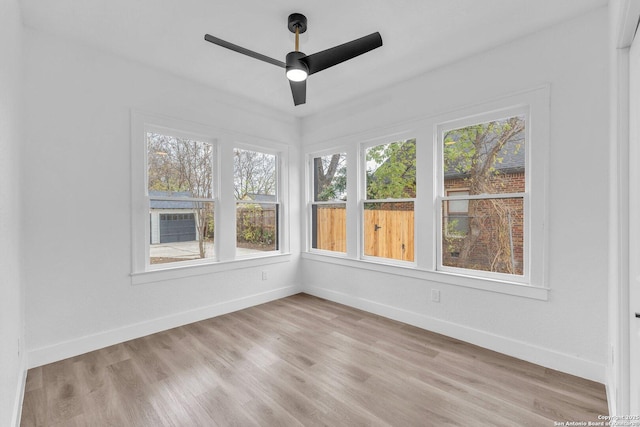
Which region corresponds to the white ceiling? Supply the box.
[19,0,606,117]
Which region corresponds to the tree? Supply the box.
[314,153,346,201]
[233,149,278,250]
[148,133,214,259]
[233,149,276,200]
[366,139,416,200]
[443,116,525,274]
[444,117,524,195]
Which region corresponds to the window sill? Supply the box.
[301,252,548,300]
[131,253,291,285]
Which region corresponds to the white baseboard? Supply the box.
[606,382,616,417]
[304,286,606,383]
[28,285,300,368]
[11,357,27,427]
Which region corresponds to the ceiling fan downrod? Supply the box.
[286,13,309,82]
[287,13,308,53]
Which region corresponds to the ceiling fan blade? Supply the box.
[302,32,382,75]
[289,80,307,106]
[204,34,286,68]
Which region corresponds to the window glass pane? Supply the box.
[149,201,214,265]
[147,133,214,198]
[312,204,346,253]
[443,116,525,195]
[366,139,416,200]
[442,197,523,275]
[313,153,347,202]
[363,202,414,262]
[234,149,277,200]
[448,199,469,213]
[447,190,470,213]
[236,202,278,253]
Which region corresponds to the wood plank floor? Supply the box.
[21,293,608,426]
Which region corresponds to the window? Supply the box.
[147,131,215,266]
[439,114,526,277]
[445,189,470,238]
[234,148,279,255]
[132,112,290,284]
[362,139,416,262]
[304,87,548,296]
[310,153,347,253]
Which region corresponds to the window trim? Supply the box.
[307,149,349,256]
[136,118,219,273]
[131,110,290,284]
[303,85,549,297]
[435,106,532,284]
[233,144,282,258]
[146,130,217,270]
[360,136,417,266]
[301,251,548,300]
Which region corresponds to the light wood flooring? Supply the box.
[21,293,608,426]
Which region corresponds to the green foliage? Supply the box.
[441,116,525,274]
[317,168,346,201]
[443,116,525,191]
[205,211,215,239]
[366,139,416,199]
[314,154,347,202]
[147,133,213,198]
[237,205,275,246]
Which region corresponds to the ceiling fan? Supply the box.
[204,13,383,106]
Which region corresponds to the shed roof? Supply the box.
[149,190,195,209]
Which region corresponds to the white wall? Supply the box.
[22,29,302,367]
[0,0,26,425]
[301,8,609,382]
[607,0,632,414]
[19,3,609,387]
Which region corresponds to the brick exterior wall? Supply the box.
[443,172,525,275]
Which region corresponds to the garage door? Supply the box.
[159,213,196,243]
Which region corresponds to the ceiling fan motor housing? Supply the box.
[286,51,308,79]
[288,13,307,34]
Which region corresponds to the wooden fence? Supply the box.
[315,206,414,261]
[314,206,347,253]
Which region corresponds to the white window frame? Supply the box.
[444,189,470,239]
[436,107,529,283]
[139,122,218,271]
[308,149,348,256]
[131,111,291,285]
[233,144,282,258]
[360,135,418,267]
[302,86,549,299]
[437,88,548,289]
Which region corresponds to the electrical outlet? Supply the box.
[261,271,268,281]
[431,289,441,303]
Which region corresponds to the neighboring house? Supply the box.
[443,136,525,186]
[149,190,197,244]
[442,137,525,273]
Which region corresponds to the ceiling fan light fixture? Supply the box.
[285,51,308,82]
[286,68,308,82]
